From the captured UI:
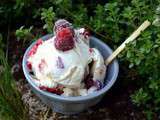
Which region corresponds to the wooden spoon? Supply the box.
[105,20,151,65]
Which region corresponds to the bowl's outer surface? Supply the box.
[22,34,119,114]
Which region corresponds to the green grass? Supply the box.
[0,36,28,120]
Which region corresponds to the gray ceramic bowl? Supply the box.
[22,34,119,114]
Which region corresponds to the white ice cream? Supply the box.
[27,28,106,96]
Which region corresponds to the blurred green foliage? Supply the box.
[0,33,28,120]
[16,26,33,41]
[41,7,55,33]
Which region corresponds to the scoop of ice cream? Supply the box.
[27,19,106,96]
[28,33,91,88]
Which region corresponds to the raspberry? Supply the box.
[56,56,64,69]
[39,86,64,95]
[84,74,94,89]
[35,39,43,46]
[94,80,103,90]
[28,49,35,56]
[84,74,103,90]
[28,39,43,56]
[26,61,32,70]
[55,28,75,51]
[28,45,37,56]
[54,19,73,34]
[38,59,46,72]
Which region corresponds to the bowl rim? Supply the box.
[22,35,119,103]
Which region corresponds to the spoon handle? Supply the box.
[105,20,151,65]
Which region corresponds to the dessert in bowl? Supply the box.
[22,19,119,114]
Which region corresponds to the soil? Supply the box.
[10,34,146,120]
